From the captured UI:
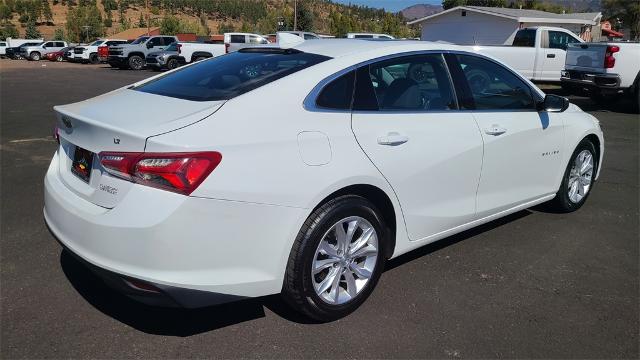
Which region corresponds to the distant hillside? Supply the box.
[401,4,443,20]
[541,0,601,12]
[0,0,418,41]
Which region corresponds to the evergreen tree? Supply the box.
[42,0,53,24]
[25,20,41,38]
[137,12,145,27]
[53,27,64,40]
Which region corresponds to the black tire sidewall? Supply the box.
[128,55,143,70]
[555,140,597,212]
[167,58,178,70]
[294,197,386,320]
[89,53,99,64]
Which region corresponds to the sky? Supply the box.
[332,0,441,12]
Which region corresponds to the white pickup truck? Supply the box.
[561,42,640,105]
[465,26,583,82]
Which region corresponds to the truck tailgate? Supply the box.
[565,43,607,72]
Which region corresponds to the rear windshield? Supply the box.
[135,50,331,101]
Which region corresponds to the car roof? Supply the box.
[292,39,465,58]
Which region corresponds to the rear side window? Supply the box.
[316,71,355,110]
[55,42,65,47]
[230,35,245,43]
[354,35,374,39]
[135,50,330,101]
[304,34,319,40]
[163,37,176,46]
[354,54,456,111]
[513,29,536,47]
[0,42,6,46]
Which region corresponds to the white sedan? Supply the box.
[44,40,604,321]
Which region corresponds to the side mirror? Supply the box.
[539,94,570,112]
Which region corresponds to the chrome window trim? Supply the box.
[304,49,544,113]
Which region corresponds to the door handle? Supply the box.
[484,126,507,136]
[547,53,556,58]
[377,132,409,146]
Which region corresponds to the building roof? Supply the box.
[109,27,161,40]
[408,6,601,26]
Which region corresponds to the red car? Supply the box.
[45,47,73,62]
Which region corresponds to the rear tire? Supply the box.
[547,139,597,213]
[56,55,63,62]
[166,58,179,70]
[282,195,387,322]
[30,52,41,61]
[128,55,144,70]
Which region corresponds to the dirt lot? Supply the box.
[1,59,638,359]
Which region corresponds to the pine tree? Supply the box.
[53,27,64,40]
[25,20,41,38]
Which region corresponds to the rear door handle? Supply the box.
[547,53,556,58]
[484,126,507,136]
[377,132,409,146]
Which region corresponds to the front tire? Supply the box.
[282,195,387,322]
[128,55,144,70]
[548,140,597,212]
[89,53,99,64]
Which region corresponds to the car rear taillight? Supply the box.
[98,45,108,57]
[98,151,222,195]
[225,43,229,54]
[604,45,619,68]
[176,43,182,54]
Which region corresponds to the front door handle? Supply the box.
[377,132,409,146]
[547,53,556,58]
[484,126,507,136]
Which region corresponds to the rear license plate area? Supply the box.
[71,146,94,183]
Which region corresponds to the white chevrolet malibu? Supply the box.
[45,40,604,321]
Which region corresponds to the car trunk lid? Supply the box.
[54,88,225,208]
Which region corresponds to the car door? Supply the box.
[540,30,581,81]
[147,37,165,52]
[445,53,564,218]
[351,53,484,241]
[42,41,54,53]
[53,42,65,51]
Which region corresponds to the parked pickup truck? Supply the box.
[561,42,640,105]
[72,38,127,64]
[1,38,43,57]
[224,32,270,53]
[20,41,68,61]
[147,41,225,71]
[464,26,583,82]
[5,41,42,59]
[108,35,178,70]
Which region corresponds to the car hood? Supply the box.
[54,87,225,152]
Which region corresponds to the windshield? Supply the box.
[131,36,149,45]
[164,42,177,51]
[135,49,331,101]
[90,40,104,46]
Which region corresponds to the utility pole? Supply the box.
[145,0,150,35]
[293,0,297,31]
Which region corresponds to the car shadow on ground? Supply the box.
[60,209,532,336]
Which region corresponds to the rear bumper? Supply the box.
[561,71,625,95]
[44,151,306,308]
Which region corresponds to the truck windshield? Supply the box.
[90,40,104,46]
[135,49,331,102]
[164,42,177,51]
[131,36,149,45]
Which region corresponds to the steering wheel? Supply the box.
[408,63,431,84]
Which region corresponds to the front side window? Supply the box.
[147,37,163,47]
[249,35,267,44]
[354,54,456,111]
[354,34,374,39]
[135,49,330,101]
[453,54,535,110]
[0,42,6,46]
[547,31,580,50]
[512,29,536,47]
[131,36,149,45]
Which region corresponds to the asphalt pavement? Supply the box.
[1,60,638,359]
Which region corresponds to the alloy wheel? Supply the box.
[311,216,378,305]
[567,149,594,203]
